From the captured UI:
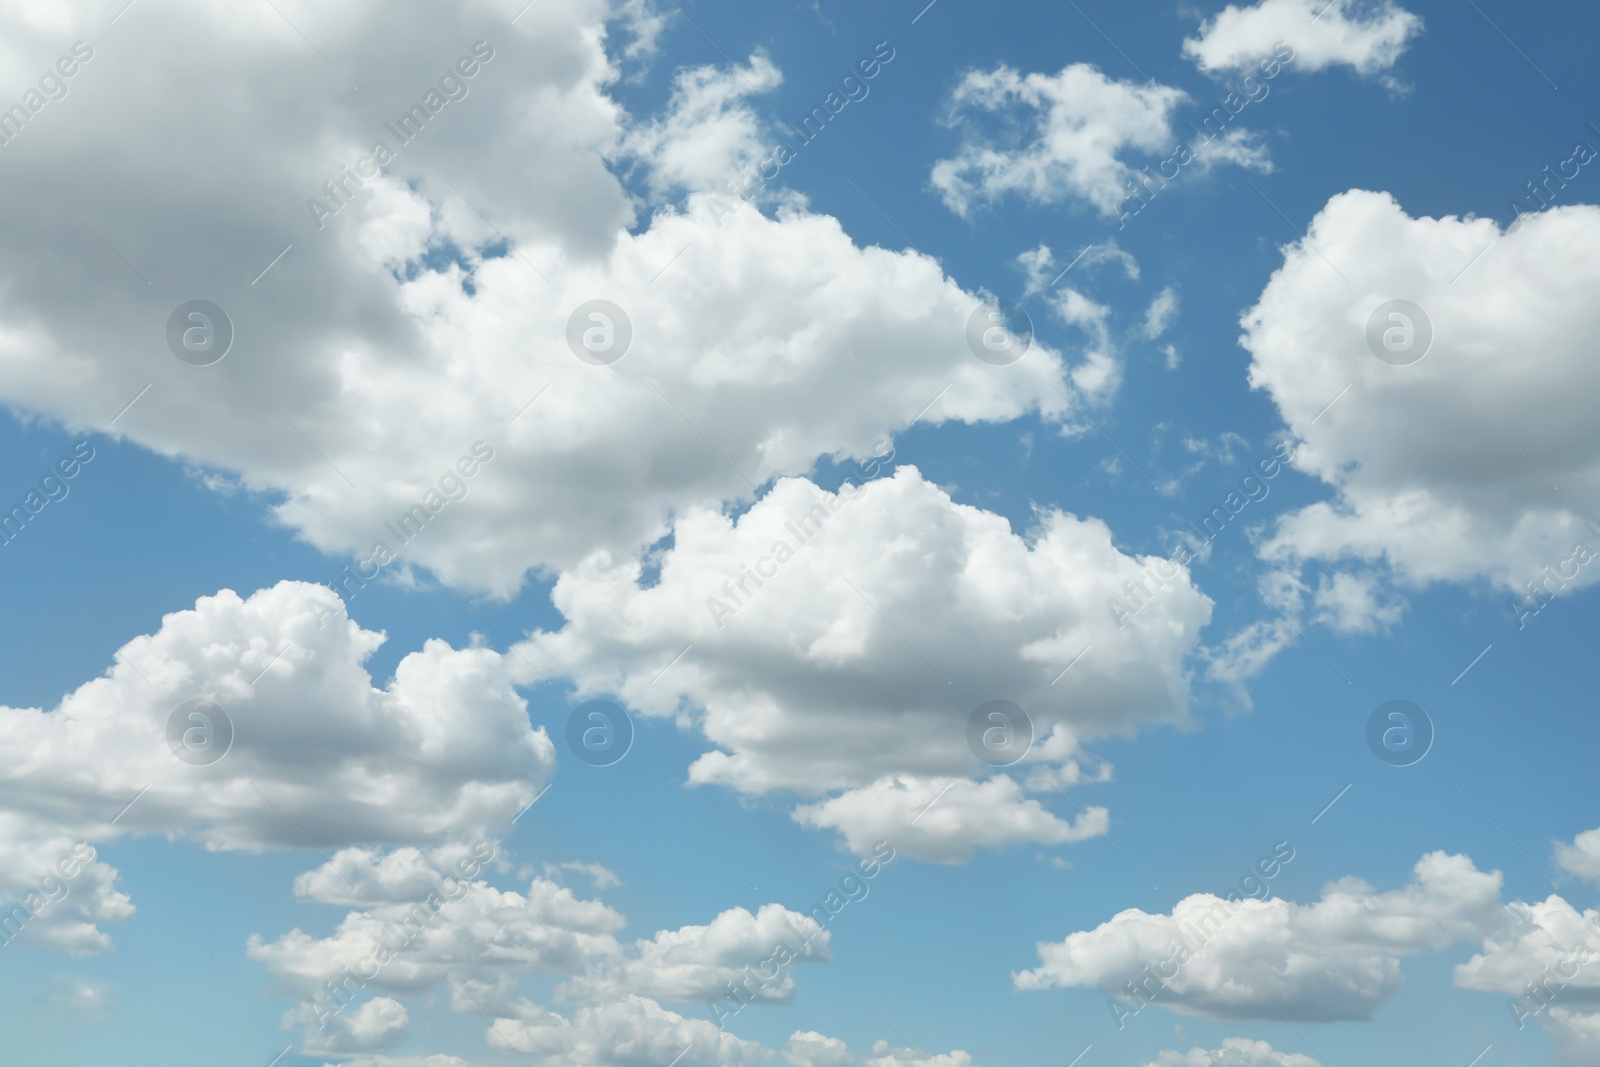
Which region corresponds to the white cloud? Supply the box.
[1143,286,1180,339]
[1310,570,1404,634]
[1454,893,1600,1062]
[866,1043,982,1067]
[1050,288,1122,403]
[1018,242,1140,296]
[486,994,769,1067]
[258,843,849,1056]
[786,1031,854,1067]
[569,903,830,1002]
[251,870,627,1000]
[303,996,410,1057]
[0,828,132,954]
[622,52,782,196]
[50,977,116,1018]
[546,860,623,889]
[0,0,1086,601]
[932,64,1264,218]
[1245,192,1600,604]
[1017,852,1504,1020]
[794,775,1107,864]
[1455,894,1600,997]
[1184,0,1421,76]
[294,843,503,907]
[320,1057,470,1067]
[1545,1009,1600,1065]
[0,580,552,952]
[1556,828,1600,885]
[1145,1038,1322,1067]
[615,0,670,63]
[513,466,1210,858]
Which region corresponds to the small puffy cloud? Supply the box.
[1246,192,1600,601]
[793,775,1107,864]
[1050,288,1121,403]
[294,843,501,907]
[623,52,783,196]
[1018,242,1140,296]
[303,997,410,1057]
[1143,286,1180,340]
[1145,1038,1322,1067]
[1184,0,1421,76]
[787,1031,854,1067]
[545,860,623,889]
[1310,570,1404,634]
[569,904,830,1002]
[1017,852,1504,1020]
[866,1043,981,1067]
[250,871,626,1001]
[487,994,768,1067]
[0,828,132,954]
[933,64,1263,217]
[515,467,1211,859]
[49,977,116,1018]
[1556,828,1600,885]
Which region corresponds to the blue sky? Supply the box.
[1,1,1599,1066]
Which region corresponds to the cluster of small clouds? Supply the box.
[255,832,980,1063]
[929,0,1421,221]
[1018,832,1600,1060]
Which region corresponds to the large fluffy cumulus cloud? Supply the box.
[0,0,1085,600]
[1245,191,1600,610]
[514,466,1210,860]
